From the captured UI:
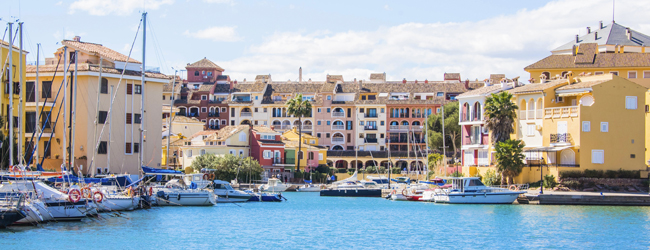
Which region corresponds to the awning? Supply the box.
[524,146,572,152]
[142,166,183,175]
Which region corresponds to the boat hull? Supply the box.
[439,192,524,204]
[155,192,216,206]
[0,210,25,228]
[44,201,87,221]
[320,189,382,197]
[99,196,141,211]
[247,193,282,202]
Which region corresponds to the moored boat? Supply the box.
[433,177,527,204]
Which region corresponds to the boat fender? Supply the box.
[402,189,407,196]
[93,191,104,203]
[509,185,518,191]
[68,189,82,203]
[81,187,92,199]
[177,194,181,201]
[209,173,215,180]
[149,187,153,196]
[165,194,170,201]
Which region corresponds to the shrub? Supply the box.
[391,167,401,174]
[337,168,347,173]
[560,169,640,179]
[315,165,330,174]
[482,169,501,186]
[451,171,464,177]
[294,171,304,180]
[378,166,386,174]
[543,175,558,188]
[563,180,581,190]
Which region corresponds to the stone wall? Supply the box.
[560,177,645,187]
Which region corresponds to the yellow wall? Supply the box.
[0,43,27,166]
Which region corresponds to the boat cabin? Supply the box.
[449,177,486,192]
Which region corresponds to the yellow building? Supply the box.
[282,127,327,171]
[24,37,168,175]
[1,38,28,167]
[178,125,250,168]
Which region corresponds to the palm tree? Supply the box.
[484,91,518,144]
[286,94,312,172]
[494,139,525,185]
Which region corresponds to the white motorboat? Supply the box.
[96,189,141,212]
[366,175,390,184]
[260,178,290,192]
[0,181,87,221]
[297,183,323,192]
[432,177,526,204]
[212,180,251,203]
[152,179,216,206]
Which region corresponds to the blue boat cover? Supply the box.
[47,175,118,185]
[125,176,146,188]
[304,180,312,184]
[142,166,182,175]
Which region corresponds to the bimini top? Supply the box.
[142,166,183,175]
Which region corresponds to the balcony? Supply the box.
[389,125,400,130]
[206,125,220,130]
[188,112,199,117]
[364,125,378,130]
[364,138,378,143]
[364,114,378,118]
[550,133,571,144]
[332,125,345,130]
[544,106,579,119]
[208,112,220,117]
[332,112,345,117]
[241,112,252,117]
[176,111,187,116]
[301,125,312,130]
[519,110,527,120]
[332,137,345,143]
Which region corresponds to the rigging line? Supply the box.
[146,19,167,73]
[0,26,19,81]
[39,63,72,169]
[89,17,142,171]
[25,50,65,166]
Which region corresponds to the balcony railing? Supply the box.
[528,110,535,119]
[365,114,378,118]
[332,125,345,130]
[332,137,345,143]
[389,125,400,130]
[241,112,252,117]
[301,125,312,130]
[189,112,199,117]
[536,109,543,119]
[364,126,377,130]
[550,133,571,144]
[332,112,345,117]
[519,110,527,120]
[364,138,378,143]
[544,106,579,119]
[208,112,220,117]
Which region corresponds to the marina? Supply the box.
[3,192,650,248]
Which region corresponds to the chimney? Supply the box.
[587,27,591,34]
[575,34,579,43]
[485,79,491,87]
[402,78,407,83]
[424,79,428,83]
[354,78,357,84]
[464,79,469,89]
[599,21,603,29]
[359,80,362,89]
[595,31,598,40]
[626,28,631,40]
[73,36,81,42]
[299,67,302,83]
[415,79,418,84]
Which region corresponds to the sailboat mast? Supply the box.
[18,22,24,167]
[62,46,68,173]
[139,12,147,169]
[70,50,79,174]
[108,86,113,173]
[442,104,446,177]
[90,57,103,177]
[7,22,13,168]
[34,44,40,168]
[166,70,176,168]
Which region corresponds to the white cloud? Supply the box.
[217,0,650,82]
[184,26,241,42]
[56,1,63,5]
[203,0,234,5]
[68,0,174,16]
[383,5,390,10]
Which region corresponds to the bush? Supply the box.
[391,167,401,174]
[482,169,501,186]
[378,166,386,174]
[563,180,581,190]
[337,168,347,173]
[543,175,557,188]
[315,165,330,174]
[451,171,464,177]
[559,169,640,179]
[294,171,304,180]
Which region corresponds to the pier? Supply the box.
[523,191,650,206]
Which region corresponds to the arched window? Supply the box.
[473,102,481,121]
[462,103,470,121]
[520,100,527,119]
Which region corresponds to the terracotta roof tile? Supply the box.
[525,50,650,70]
[186,58,224,71]
[205,125,248,141]
[24,63,168,79]
[62,40,140,63]
[508,79,567,94]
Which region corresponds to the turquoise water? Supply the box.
[2,192,650,249]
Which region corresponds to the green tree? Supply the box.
[494,139,525,185]
[427,102,461,160]
[427,153,443,176]
[286,93,312,172]
[190,154,263,183]
[484,92,518,144]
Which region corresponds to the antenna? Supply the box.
[612,0,615,23]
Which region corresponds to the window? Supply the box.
[317,121,321,125]
[222,120,227,125]
[347,121,353,130]
[187,149,193,157]
[98,141,107,154]
[347,108,351,118]
[326,121,331,125]
[359,121,364,126]
[255,96,258,100]
[239,132,246,142]
[42,81,52,98]
[222,108,227,113]
[231,108,235,117]
[254,108,258,112]
[163,96,166,100]
[527,124,535,136]
[591,150,604,164]
[326,133,330,138]
[254,120,258,125]
[347,133,351,143]
[582,121,590,132]
[644,71,650,78]
[317,108,321,113]
[100,78,108,94]
[360,108,364,113]
[126,113,132,124]
[327,95,331,100]
[380,108,385,113]
[202,71,206,75]
[201,95,207,100]
[626,96,637,109]
[229,150,235,155]
[194,71,199,76]
[98,111,108,124]
[134,114,141,124]
[600,122,608,132]
[127,84,133,95]
[317,133,321,138]
[231,120,235,126]
[134,85,142,94]
[556,96,564,103]
[609,71,618,76]
[134,143,140,153]
[319,153,323,160]
[628,71,637,79]
[261,135,275,140]
[594,71,604,75]
[208,72,213,77]
[380,133,384,138]
[239,150,244,156]
[436,92,444,97]
[201,107,207,113]
[326,108,331,113]
[263,108,267,112]
[308,152,314,160]
[125,143,132,154]
[380,121,385,126]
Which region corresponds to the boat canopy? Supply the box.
[304,180,312,184]
[142,166,183,175]
[46,175,128,186]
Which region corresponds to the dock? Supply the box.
[523,191,650,206]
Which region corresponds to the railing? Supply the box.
[528,110,535,119]
[364,126,377,130]
[332,112,345,117]
[232,97,251,102]
[519,110,527,120]
[332,125,345,130]
[389,125,400,130]
[176,112,186,116]
[241,112,252,117]
[364,138,378,143]
[189,113,199,117]
[273,158,282,164]
[207,125,219,130]
[536,109,543,119]
[400,125,409,130]
[550,133,571,143]
[544,106,579,119]
[301,125,312,130]
[365,114,378,118]
[332,137,345,143]
[411,126,422,131]
[208,112,219,117]
[277,125,291,130]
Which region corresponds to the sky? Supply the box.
[2,0,649,82]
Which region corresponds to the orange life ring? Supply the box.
[93,191,104,203]
[509,185,519,191]
[68,189,81,203]
[209,173,215,180]
[391,190,396,195]
[81,187,92,199]
[402,189,407,196]
[149,187,153,196]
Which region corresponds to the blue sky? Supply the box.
[3,0,649,82]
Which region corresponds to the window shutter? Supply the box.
[626,96,637,109]
[600,122,608,132]
[582,121,590,132]
[592,150,604,164]
[127,84,133,95]
[126,113,132,124]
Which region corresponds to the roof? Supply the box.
[261,83,322,104]
[205,125,248,141]
[24,63,169,79]
[230,82,266,93]
[213,84,231,93]
[165,116,204,124]
[444,73,461,81]
[283,140,320,150]
[62,40,140,63]
[369,73,385,81]
[524,51,650,70]
[457,84,506,98]
[163,79,183,93]
[186,58,224,71]
[489,74,506,82]
[508,79,567,95]
[552,22,650,52]
[252,126,278,134]
[0,39,28,53]
[190,130,219,140]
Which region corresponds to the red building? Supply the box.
[249,126,287,180]
[175,58,231,130]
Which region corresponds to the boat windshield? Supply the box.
[468,179,485,187]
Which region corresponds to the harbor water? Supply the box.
[3,192,650,249]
